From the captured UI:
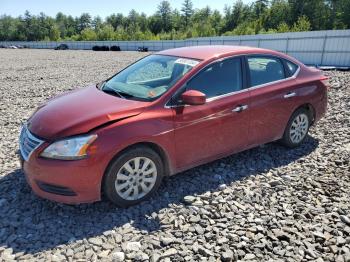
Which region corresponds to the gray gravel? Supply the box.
[0,49,349,261]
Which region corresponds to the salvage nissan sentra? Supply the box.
[19,45,329,207]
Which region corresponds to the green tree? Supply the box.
[0,15,19,40]
[253,0,269,18]
[172,9,182,32]
[292,15,311,31]
[192,6,212,24]
[339,0,350,28]
[277,22,290,32]
[128,9,139,28]
[48,23,60,40]
[78,13,92,32]
[225,21,256,35]
[106,13,124,30]
[65,15,78,37]
[148,15,163,35]
[327,0,350,28]
[0,0,349,41]
[80,28,97,40]
[157,1,172,32]
[92,16,103,31]
[139,13,148,32]
[264,0,292,29]
[288,0,329,30]
[97,24,115,40]
[211,10,223,34]
[223,0,251,32]
[181,0,194,28]
[56,12,68,38]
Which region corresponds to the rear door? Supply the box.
[245,55,300,146]
[171,57,251,169]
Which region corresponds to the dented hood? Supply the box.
[28,86,149,140]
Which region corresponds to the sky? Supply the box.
[0,0,254,18]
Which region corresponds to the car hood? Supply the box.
[28,86,149,140]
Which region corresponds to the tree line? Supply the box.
[0,0,349,41]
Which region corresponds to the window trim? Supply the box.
[165,53,300,108]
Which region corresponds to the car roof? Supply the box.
[157,45,276,61]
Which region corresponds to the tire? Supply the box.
[103,146,164,207]
[280,107,311,148]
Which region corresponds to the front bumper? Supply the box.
[21,151,104,204]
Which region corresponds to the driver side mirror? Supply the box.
[181,90,206,105]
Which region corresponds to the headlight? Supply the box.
[41,135,97,160]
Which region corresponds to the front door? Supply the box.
[172,57,251,170]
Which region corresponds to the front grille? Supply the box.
[36,181,77,196]
[19,125,44,161]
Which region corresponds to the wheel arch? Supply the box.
[298,103,316,125]
[281,103,316,140]
[132,142,172,176]
[100,141,172,198]
[280,103,315,148]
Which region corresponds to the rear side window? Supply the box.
[247,56,285,87]
[285,60,298,76]
[186,57,242,98]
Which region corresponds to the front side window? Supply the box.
[102,55,199,101]
[247,56,285,87]
[185,57,243,99]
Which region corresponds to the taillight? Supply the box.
[320,76,331,89]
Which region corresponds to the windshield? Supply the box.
[102,55,200,101]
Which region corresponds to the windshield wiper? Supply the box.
[102,84,126,99]
[101,81,141,100]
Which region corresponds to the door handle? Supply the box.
[232,105,248,112]
[284,92,296,98]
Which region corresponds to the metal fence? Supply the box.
[1,29,350,67]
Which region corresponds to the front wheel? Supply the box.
[280,108,311,148]
[103,146,164,207]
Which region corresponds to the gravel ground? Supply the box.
[0,49,349,262]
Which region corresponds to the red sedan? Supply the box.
[19,46,328,206]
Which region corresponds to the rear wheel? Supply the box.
[103,146,164,207]
[280,108,311,148]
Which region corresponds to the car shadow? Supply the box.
[0,135,319,255]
